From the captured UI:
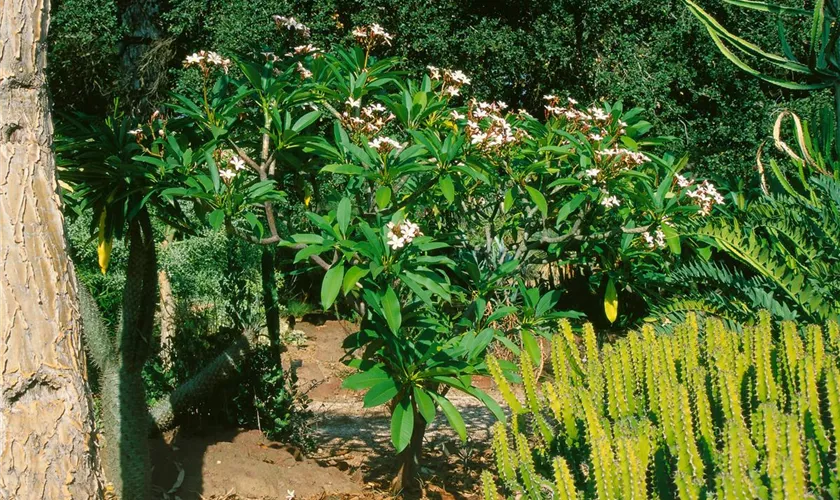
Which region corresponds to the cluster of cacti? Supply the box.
[485,312,840,498]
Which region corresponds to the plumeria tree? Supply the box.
[62,15,729,494]
[273,21,727,492]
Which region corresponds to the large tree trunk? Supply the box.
[0,1,103,497]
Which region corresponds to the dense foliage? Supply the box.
[485,313,840,498]
[48,0,830,178]
[50,2,840,495]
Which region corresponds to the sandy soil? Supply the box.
[150,320,502,499]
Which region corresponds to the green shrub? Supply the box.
[485,312,840,498]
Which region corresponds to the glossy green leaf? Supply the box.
[431,393,466,442]
[375,186,392,209]
[342,265,369,295]
[440,175,455,204]
[382,286,402,334]
[208,209,225,230]
[391,396,415,452]
[413,386,436,423]
[524,186,548,219]
[337,197,351,236]
[365,379,399,407]
[321,263,344,310]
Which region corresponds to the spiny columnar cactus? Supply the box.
[485,312,840,499]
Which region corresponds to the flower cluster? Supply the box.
[296,62,313,79]
[600,195,621,209]
[273,15,311,38]
[369,136,404,154]
[386,219,422,250]
[287,44,321,57]
[427,66,471,97]
[464,100,526,152]
[686,180,724,216]
[675,173,693,188]
[596,147,650,168]
[183,50,232,74]
[341,101,395,136]
[220,156,247,183]
[352,24,393,48]
[643,229,666,250]
[543,96,628,139]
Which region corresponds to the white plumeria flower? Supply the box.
[451,110,465,120]
[206,51,224,65]
[230,156,246,171]
[543,94,557,101]
[585,168,600,178]
[286,490,295,500]
[220,169,237,181]
[184,53,204,65]
[568,97,578,105]
[386,219,422,250]
[675,173,693,188]
[296,62,312,79]
[294,44,320,55]
[346,97,362,108]
[449,70,471,85]
[369,136,404,153]
[686,180,724,216]
[427,65,441,80]
[128,127,143,136]
[589,132,604,141]
[643,229,667,249]
[600,195,621,208]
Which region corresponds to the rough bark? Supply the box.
[118,0,166,114]
[158,268,175,369]
[0,1,103,497]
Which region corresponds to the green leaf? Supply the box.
[524,186,548,219]
[205,151,220,193]
[413,387,436,423]
[343,366,389,390]
[337,197,351,236]
[208,209,225,230]
[604,277,618,324]
[321,164,365,175]
[291,233,324,245]
[294,244,327,264]
[321,263,344,310]
[342,265,369,295]
[661,223,681,255]
[503,188,514,212]
[431,393,466,442]
[521,330,541,366]
[391,396,415,452]
[365,379,399,408]
[375,186,392,209]
[292,110,321,132]
[439,175,455,204]
[382,286,402,334]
